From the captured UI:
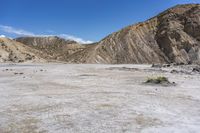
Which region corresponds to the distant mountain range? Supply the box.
[1,4,200,64]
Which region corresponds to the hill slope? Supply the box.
[0,37,45,63]
[67,4,200,64]
[15,36,86,61]
[14,4,200,64]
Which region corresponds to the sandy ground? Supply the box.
[0,64,200,133]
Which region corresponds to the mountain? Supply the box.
[14,4,200,64]
[66,4,200,64]
[15,36,86,61]
[0,37,45,63]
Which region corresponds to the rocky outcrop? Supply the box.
[155,4,200,64]
[0,38,45,63]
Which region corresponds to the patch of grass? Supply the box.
[145,76,169,84]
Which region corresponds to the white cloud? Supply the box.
[59,34,93,44]
[0,35,12,39]
[0,35,6,38]
[0,25,35,36]
[0,25,93,44]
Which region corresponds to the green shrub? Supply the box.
[146,76,169,84]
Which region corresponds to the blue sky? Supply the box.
[0,0,200,43]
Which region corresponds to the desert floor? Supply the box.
[0,64,200,133]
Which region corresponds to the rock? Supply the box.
[170,69,191,75]
[192,67,200,72]
[170,70,179,74]
[14,72,24,75]
[18,60,24,63]
[163,64,171,67]
[152,64,162,68]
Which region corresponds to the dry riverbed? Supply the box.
[0,64,200,133]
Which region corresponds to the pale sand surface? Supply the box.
[0,64,199,133]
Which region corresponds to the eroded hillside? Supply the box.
[0,38,45,63]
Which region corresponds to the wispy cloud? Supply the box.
[0,25,35,36]
[0,25,93,44]
[59,34,93,44]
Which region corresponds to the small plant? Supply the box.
[145,76,170,84]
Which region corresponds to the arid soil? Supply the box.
[0,64,200,133]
